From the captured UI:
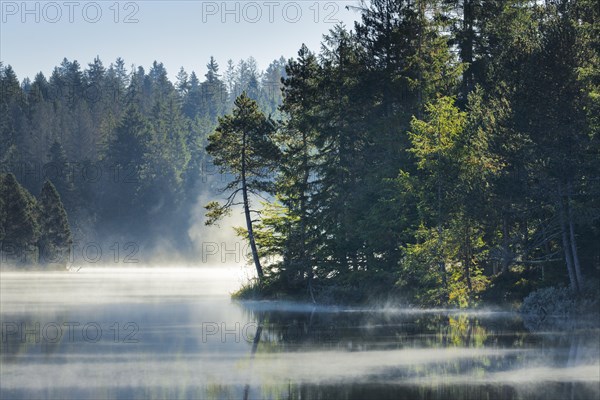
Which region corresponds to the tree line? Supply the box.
[207,0,600,306]
[0,55,287,259]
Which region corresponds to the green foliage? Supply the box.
[203,201,230,227]
[0,174,73,269]
[521,285,577,318]
[207,93,280,183]
[248,201,290,266]
[247,1,599,305]
[0,173,40,265]
[520,278,600,334]
[2,56,288,253]
[231,279,263,300]
[38,180,73,268]
[205,93,281,280]
[397,225,449,306]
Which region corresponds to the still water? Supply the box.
[1,267,598,400]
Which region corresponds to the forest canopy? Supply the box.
[0,55,288,258]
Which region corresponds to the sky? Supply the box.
[1,0,361,82]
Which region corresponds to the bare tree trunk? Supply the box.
[558,186,578,293]
[416,0,425,117]
[464,221,472,292]
[501,213,511,273]
[300,131,315,303]
[522,218,529,263]
[434,80,446,296]
[461,0,475,101]
[241,131,264,281]
[438,178,448,292]
[541,224,551,281]
[567,183,584,290]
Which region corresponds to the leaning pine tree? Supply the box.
[38,180,73,269]
[204,93,280,282]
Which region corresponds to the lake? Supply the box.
[1,267,598,400]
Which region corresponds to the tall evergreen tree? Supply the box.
[0,173,40,265]
[272,45,322,294]
[200,57,228,122]
[101,105,153,231]
[205,93,280,281]
[38,180,72,268]
[0,64,24,164]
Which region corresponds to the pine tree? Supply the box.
[509,2,596,292]
[176,67,190,97]
[46,141,74,209]
[0,173,40,265]
[274,44,322,294]
[183,72,202,119]
[353,0,462,276]
[261,57,287,116]
[28,72,49,104]
[38,180,72,268]
[0,64,25,164]
[205,93,280,281]
[101,105,153,231]
[200,57,228,122]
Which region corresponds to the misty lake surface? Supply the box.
[1,267,599,400]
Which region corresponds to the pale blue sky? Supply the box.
[1,1,361,82]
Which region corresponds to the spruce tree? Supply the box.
[200,57,228,122]
[0,173,40,265]
[38,180,72,268]
[275,45,322,293]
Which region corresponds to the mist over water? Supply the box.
[1,267,599,400]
